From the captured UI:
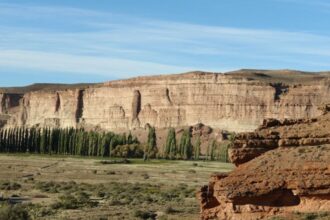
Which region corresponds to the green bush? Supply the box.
[0,204,30,220]
[111,144,144,158]
[51,192,98,210]
[0,182,21,190]
[134,210,157,220]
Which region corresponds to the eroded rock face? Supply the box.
[199,145,330,220]
[0,70,330,131]
[199,110,330,220]
[230,112,330,166]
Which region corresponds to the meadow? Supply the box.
[0,154,234,219]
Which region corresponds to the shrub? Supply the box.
[142,173,150,179]
[51,194,79,209]
[0,182,21,190]
[298,148,306,154]
[134,210,157,220]
[111,144,144,158]
[51,192,98,210]
[106,171,116,175]
[0,204,30,220]
[164,206,177,214]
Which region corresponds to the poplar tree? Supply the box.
[178,129,192,159]
[194,135,201,160]
[144,127,157,160]
[210,140,217,161]
[164,128,176,159]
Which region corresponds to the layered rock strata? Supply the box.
[0,70,329,132]
[199,111,330,220]
[230,108,330,166]
[199,145,330,220]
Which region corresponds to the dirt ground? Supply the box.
[0,154,233,219]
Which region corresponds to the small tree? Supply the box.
[194,135,201,160]
[178,129,192,160]
[144,127,157,160]
[164,128,176,159]
[210,140,217,161]
[127,132,133,144]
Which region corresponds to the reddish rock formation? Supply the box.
[199,111,330,220]
[229,111,330,166]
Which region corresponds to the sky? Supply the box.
[1,0,330,86]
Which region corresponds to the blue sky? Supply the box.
[1,0,330,86]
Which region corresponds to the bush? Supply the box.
[51,192,98,210]
[164,206,177,214]
[142,173,150,179]
[0,204,30,220]
[0,182,21,190]
[134,210,157,220]
[111,144,144,158]
[51,194,79,209]
[106,171,116,175]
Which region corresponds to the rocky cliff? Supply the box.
[198,108,330,220]
[1,70,329,132]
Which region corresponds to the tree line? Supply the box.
[0,126,229,162]
[0,127,138,157]
[162,127,229,162]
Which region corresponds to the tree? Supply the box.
[127,132,133,144]
[164,128,176,159]
[210,140,217,161]
[144,127,157,160]
[194,135,201,160]
[178,129,192,160]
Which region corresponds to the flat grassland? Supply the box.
[0,154,234,219]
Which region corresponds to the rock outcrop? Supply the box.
[198,110,330,220]
[199,145,330,220]
[0,70,330,132]
[229,110,330,166]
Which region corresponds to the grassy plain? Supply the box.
[0,154,233,219]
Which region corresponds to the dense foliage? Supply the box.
[164,128,197,160]
[206,140,229,162]
[0,126,229,161]
[0,127,138,157]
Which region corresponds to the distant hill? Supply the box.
[1,70,330,93]
[0,83,98,94]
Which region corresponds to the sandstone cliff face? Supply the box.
[199,110,330,220]
[0,70,329,132]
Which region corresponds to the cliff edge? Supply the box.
[0,69,329,132]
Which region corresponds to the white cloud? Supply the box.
[0,2,330,78]
[0,50,195,78]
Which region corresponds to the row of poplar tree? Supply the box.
[0,126,229,162]
[162,128,229,162]
[0,127,138,157]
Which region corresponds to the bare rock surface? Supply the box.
[199,145,330,220]
[199,109,330,220]
[0,70,329,132]
[230,111,330,166]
